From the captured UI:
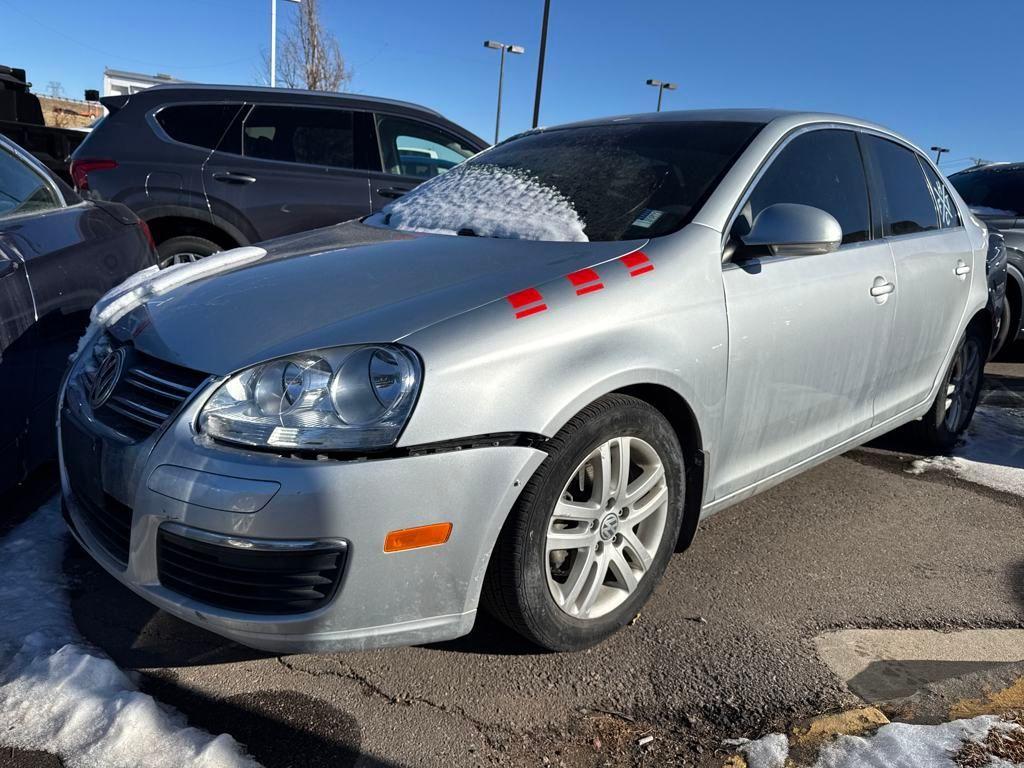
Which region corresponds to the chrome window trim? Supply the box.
[0,134,68,211]
[161,522,348,553]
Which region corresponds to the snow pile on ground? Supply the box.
[0,499,259,768]
[382,163,589,242]
[906,405,1024,498]
[737,715,1022,767]
[733,732,789,767]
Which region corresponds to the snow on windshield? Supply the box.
[380,163,589,242]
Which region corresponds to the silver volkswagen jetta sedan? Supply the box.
[59,110,990,653]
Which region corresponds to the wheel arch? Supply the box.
[611,383,705,553]
[140,206,249,251]
[1006,260,1024,340]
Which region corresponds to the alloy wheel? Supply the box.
[943,337,982,432]
[545,436,669,620]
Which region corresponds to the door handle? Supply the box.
[954,260,971,278]
[212,172,257,185]
[376,186,411,199]
[870,276,895,298]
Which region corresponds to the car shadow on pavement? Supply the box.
[424,609,546,656]
[846,659,1020,701]
[0,463,58,536]
[140,673,403,768]
[65,540,271,669]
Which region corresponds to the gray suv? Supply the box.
[69,84,487,264]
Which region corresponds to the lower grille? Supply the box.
[157,528,347,615]
[76,491,133,567]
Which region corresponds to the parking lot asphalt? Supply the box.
[8,348,1024,768]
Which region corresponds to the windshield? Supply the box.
[949,167,1024,217]
[368,120,763,242]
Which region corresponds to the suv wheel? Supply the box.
[483,394,685,651]
[157,235,221,268]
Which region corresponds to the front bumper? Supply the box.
[59,362,544,653]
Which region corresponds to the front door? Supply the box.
[204,104,374,242]
[861,135,974,421]
[713,128,896,501]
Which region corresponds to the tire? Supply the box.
[991,298,1012,358]
[156,235,221,268]
[483,394,685,651]
[907,324,986,454]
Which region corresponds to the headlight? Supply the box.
[199,345,421,451]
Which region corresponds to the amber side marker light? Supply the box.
[384,523,453,552]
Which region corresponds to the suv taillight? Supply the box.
[70,158,117,190]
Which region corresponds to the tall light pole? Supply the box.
[270,0,302,88]
[646,79,678,112]
[931,146,950,165]
[484,40,525,145]
[532,0,551,129]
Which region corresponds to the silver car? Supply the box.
[59,110,990,653]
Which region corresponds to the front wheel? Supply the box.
[908,325,986,454]
[483,394,685,651]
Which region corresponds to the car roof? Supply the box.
[141,82,446,118]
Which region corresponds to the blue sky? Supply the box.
[1,0,1019,173]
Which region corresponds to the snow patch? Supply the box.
[906,405,1024,498]
[0,499,259,767]
[735,733,789,767]
[381,163,589,242]
[736,716,1018,768]
[813,716,1003,768]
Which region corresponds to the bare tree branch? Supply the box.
[274,0,352,92]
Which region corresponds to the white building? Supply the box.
[102,68,186,98]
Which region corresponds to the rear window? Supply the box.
[370,121,763,242]
[155,104,243,150]
[949,168,1024,218]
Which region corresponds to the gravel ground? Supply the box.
[6,351,1024,768]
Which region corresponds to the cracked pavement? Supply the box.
[8,351,1023,767]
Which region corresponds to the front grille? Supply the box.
[76,491,133,567]
[85,340,208,441]
[157,528,347,615]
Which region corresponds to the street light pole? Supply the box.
[931,146,950,165]
[484,40,525,145]
[270,0,301,88]
[270,0,277,87]
[532,0,551,129]
[646,79,678,112]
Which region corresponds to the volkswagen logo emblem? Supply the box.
[598,512,620,541]
[90,347,126,409]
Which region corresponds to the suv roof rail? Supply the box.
[143,82,446,119]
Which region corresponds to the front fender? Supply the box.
[398,227,729,456]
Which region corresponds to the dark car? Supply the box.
[949,163,1024,353]
[69,84,487,265]
[0,135,157,494]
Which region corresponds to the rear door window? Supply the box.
[155,104,245,150]
[918,160,960,229]
[375,116,476,179]
[864,136,939,236]
[741,128,871,245]
[243,105,356,169]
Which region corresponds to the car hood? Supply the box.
[118,221,646,375]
